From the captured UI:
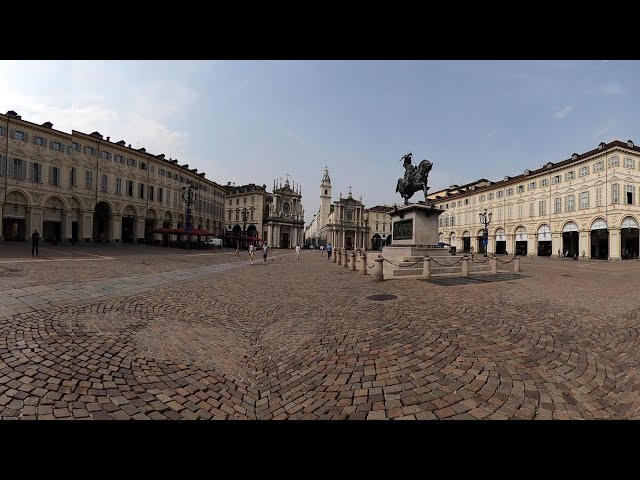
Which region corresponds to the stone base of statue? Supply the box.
[381,203,444,278]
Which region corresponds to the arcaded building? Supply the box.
[429,140,640,260]
[0,110,225,243]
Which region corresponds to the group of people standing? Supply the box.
[236,243,270,264]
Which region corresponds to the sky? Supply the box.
[1,60,638,221]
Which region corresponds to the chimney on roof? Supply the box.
[599,142,606,150]
[6,110,20,118]
[42,121,53,129]
[628,139,635,148]
[106,136,110,142]
[116,140,126,146]
[138,147,146,153]
[128,144,132,148]
[572,153,578,160]
[90,131,103,139]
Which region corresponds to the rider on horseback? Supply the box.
[402,153,416,185]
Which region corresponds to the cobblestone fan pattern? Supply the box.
[1,248,640,419]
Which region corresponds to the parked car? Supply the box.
[206,238,223,248]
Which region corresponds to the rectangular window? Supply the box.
[457,200,462,207]
[251,196,255,204]
[72,142,80,152]
[139,183,145,199]
[538,200,546,216]
[158,187,163,203]
[497,208,503,221]
[85,146,95,156]
[49,166,60,186]
[624,157,635,169]
[612,183,620,203]
[506,188,514,196]
[564,171,575,181]
[529,202,534,217]
[14,130,25,141]
[139,162,147,171]
[464,198,469,205]
[159,168,165,176]
[609,155,620,166]
[30,162,42,183]
[85,170,93,189]
[517,185,525,193]
[70,167,77,187]
[229,211,233,221]
[554,197,561,214]
[552,175,561,184]
[35,136,45,146]
[527,182,536,191]
[507,206,512,220]
[596,187,603,207]
[116,177,122,194]
[235,211,239,221]
[594,161,604,172]
[149,185,154,201]
[625,185,635,205]
[540,178,548,187]
[127,158,136,167]
[579,166,589,177]
[479,194,485,202]
[114,154,124,164]
[518,204,523,219]
[127,180,134,196]
[566,194,575,212]
[100,174,108,192]
[580,191,589,209]
[496,191,503,199]
[250,210,254,221]
[52,142,62,151]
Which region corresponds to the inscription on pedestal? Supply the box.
[393,219,413,240]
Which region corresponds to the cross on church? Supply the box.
[348,185,352,195]
[285,172,290,180]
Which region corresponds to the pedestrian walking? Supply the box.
[295,244,301,260]
[327,243,332,260]
[249,243,255,264]
[262,243,269,263]
[235,243,240,258]
[32,229,40,256]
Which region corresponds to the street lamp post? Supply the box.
[241,209,248,248]
[479,208,492,257]
[181,181,198,248]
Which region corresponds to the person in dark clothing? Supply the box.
[32,229,40,256]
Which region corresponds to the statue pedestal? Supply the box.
[381,203,446,279]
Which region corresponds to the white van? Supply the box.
[207,238,223,248]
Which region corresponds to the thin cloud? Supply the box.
[553,105,573,119]
[599,82,624,96]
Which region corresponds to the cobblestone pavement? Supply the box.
[1,246,640,419]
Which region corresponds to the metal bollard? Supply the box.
[350,252,357,271]
[337,250,342,265]
[462,255,470,277]
[514,256,521,273]
[421,256,431,279]
[344,250,350,269]
[373,257,384,282]
[360,253,368,275]
[491,255,498,274]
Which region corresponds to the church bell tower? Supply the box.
[319,166,332,230]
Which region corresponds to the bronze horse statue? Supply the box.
[396,152,433,205]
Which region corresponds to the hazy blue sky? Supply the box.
[1,60,637,220]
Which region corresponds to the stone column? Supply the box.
[491,255,498,274]
[462,256,469,277]
[487,235,495,255]
[0,204,4,241]
[609,227,621,260]
[344,250,350,269]
[60,210,69,242]
[580,229,588,258]
[342,230,345,249]
[551,232,562,258]
[111,214,121,242]
[421,256,431,279]
[82,210,93,241]
[373,257,384,282]
[514,257,521,273]
[360,253,368,275]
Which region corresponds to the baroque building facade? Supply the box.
[310,167,369,250]
[223,178,304,248]
[363,205,394,250]
[429,140,640,261]
[0,110,225,243]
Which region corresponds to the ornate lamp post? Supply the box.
[479,208,492,257]
[241,209,248,248]
[181,181,197,246]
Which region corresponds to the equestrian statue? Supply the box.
[396,152,432,205]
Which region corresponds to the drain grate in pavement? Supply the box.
[422,273,527,287]
[367,294,398,301]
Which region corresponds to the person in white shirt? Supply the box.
[295,244,301,260]
[248,243,255,264]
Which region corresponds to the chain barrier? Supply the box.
[469,253,491,264]
[428,256,464,267]
[496,254,518,264]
